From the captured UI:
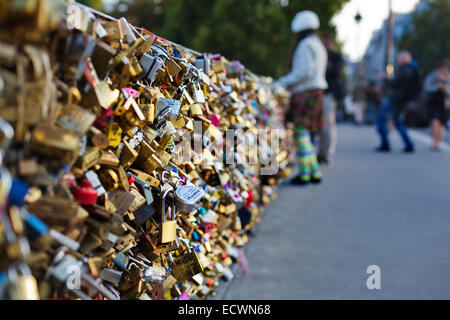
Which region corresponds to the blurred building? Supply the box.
[359,0,432,84]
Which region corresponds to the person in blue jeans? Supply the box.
[376,98,415,151]
[376,52,417,152]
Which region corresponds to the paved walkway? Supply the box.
[223,125,450,300]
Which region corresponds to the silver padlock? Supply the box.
[174,184,205,213]
[128,172,153,205]
[99,268,122,286]
[47,254,83,285]
[139,53,164,83]
[112,252,129,271]
[142,265,165,284]
[156,98,181,123]
[194,55,210,76]
[193,81,206,104]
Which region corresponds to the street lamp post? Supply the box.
[386,0,395,78]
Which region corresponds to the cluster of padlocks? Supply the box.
[0,1,295,300]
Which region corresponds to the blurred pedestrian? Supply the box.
[375,51,418,152]
[423,59,450,151]
[318,35,345,166]
[276,10,328,185]
[365,80,382,124]
[352,83,366,125]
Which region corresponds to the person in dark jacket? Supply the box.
[375,51,416,152]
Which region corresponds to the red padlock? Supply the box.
[245,189,254,209]
[93,107,114,131]
[128,175,135,187]
[71,179,98,205]
[209,113,220,127]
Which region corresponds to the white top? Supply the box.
[277,35,328,94]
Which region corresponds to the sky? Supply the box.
[332,0,420,62]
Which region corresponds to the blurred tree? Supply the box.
[109,0,169,33]
[104,0,349,77]
[77,0,104,11]
[398,0,450,75]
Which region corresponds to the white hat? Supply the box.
[291,10,320,33]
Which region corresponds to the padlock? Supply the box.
[139,53,164,84]
[193,81,206,104]
[71,179,98,205]
[142,264,165,285]
[189,104,203,116]
[156,98,181,124]
[85,170,107,197]
[112,252,129,271]
[29,124,80,164]
[99,150,120,167]
[159,188,177,244]
[104,123,122,148]
[89,126,110,149]
[128,168,160,188]
[194,55,211,76]
[56,104,96,136]
[99,232,119,251]
[8,262,40,300]
[127,187,146,213]
[131,203,155,228]
[109,190,136,216]
[75,146,102,171]
[168,238,203,283]
[27,195,89,227]
[98,168,120,192]
[128,173,153,205]
[100,268,123,286]
[174,184,205,213]
[165,58,182,78]
[119,140,138,169]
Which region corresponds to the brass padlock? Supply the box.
[159,188,177,244]
[8,262,40,300]
[169,238,203,283]
[104,123,122,148]
[119,140,138,169]
[75,146,101,171]
[29,124,80,165]
[128,168,160,188]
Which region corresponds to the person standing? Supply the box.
[276,10,328,185]
[365,80,382,125]
[318,35,345,165]
[375,51,417,152]
[423,59,450,151]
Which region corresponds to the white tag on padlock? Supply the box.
[174,185,205,212]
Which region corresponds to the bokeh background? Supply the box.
[77,0,349,78]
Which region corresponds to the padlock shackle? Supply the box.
[0,118,14,150]
[167,252,174,263]
[178,238,192,253]
[161,171,182,188]
[161,188,172,222]
[170,193,177,221]
[8,262,32,282]
[0,167,12,207]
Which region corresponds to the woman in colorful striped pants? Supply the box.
[275,10,328,185]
